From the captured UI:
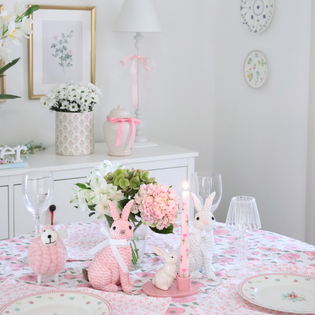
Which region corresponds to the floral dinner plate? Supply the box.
[238,273,315,314]
[0,290,112,315]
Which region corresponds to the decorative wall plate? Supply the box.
[240,0,275,34]
[238,273,315,314]
[0,290,112,315]
[244,50,268,89]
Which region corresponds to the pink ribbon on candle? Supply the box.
[106,116,140,151]
[120,55,155,107]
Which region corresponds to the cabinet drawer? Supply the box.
[0,186,9,240]
[13,177,88,236]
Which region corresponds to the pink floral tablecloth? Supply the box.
[1,221,315,315]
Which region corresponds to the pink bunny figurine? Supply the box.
[28,225,68,285]
[88,200,134,294]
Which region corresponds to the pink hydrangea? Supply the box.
[133,184,179,230]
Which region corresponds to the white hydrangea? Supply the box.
[40,81,102,113]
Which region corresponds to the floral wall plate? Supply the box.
[238,273,315,314]
[240,0,275,34]
[244,50,268,89]
[0,290,112,315]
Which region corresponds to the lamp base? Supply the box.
[142,276,199,298]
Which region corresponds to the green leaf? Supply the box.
[0,94,20,99]
[24,5,40,17]
[105,214,114,227]
[87,204,96,211]
[88,212,95,217]
[149,224,174,234]
[130,176,140,189]
[118,199,130,209]
[0,58,20,75]
[75,183,88,189]
[119,178,130,189]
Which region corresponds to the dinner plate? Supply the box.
[0,290,112,315]
[238,273,315,314]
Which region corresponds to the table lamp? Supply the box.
[114,0,162,148]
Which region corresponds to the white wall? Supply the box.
[0,0,216,173]
[306,1,315,245]
[213,0,311,242]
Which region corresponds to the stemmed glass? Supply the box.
[225,196,261,277]
[190,172,222,213]
[22,171,54,236]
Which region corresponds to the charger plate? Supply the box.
[0,290,112,315]
[238,273,315,314]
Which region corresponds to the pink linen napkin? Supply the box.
[193,262,315,315]
[0,279,171,315]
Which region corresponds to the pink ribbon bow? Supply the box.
[120,55,155,107]
[107,116,140,151]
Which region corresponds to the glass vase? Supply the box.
[130,223,148,271]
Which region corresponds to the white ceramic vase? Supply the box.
[104,105,133,156]
[55,112,94,156]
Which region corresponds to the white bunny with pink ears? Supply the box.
[87,200,134,294]
[177,192,217,280]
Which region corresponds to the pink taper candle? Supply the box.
[179,182,189,278]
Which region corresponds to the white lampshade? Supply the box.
[114,0,162,33]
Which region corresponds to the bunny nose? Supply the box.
[48,235,52,239]
[120,230,126,235]
[203,220,208,225]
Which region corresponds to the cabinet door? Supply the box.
[0,186,9,240]
[13,177,90,236]
[149,167,187,197]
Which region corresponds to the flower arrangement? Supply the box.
[0,2,39,100]
[71,160,180,266]
[40,82,102,113]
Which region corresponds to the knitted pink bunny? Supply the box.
[28,225,68,285]
[88,200,134,293]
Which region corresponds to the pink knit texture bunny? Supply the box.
[88,200,134,294]
[28,225,67,285]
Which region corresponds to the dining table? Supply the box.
[0,221,315,315]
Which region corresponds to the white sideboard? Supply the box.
[0,142,198,239]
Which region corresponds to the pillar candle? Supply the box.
[179,182,189,277]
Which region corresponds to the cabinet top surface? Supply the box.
[0,142,198,177]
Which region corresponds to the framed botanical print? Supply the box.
[28,5,96,100]
[0,5,6,103]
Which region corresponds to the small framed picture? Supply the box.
[28,5,96,100]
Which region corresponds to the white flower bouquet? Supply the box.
[40,82,102,113]
[0,2,39,100]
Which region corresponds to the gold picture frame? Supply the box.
[28,5,96,100]
[0,5,6,103]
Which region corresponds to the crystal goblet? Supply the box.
[225,196,261,277]
[22,171,54,236]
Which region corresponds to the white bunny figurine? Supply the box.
[179,191,217,280]
[152,246,178,291]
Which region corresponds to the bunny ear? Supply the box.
[191,192,203,212]
[204,192,216,212]
[107,201,120,221]
[153,246,166,258]
[121,200,134,221]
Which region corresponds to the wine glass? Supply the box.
[225,196,261,278]
[190,172,222,214]
[22,171,54,236]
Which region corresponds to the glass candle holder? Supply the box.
[226,196,261,275]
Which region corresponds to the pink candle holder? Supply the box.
[142,274,199,298]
